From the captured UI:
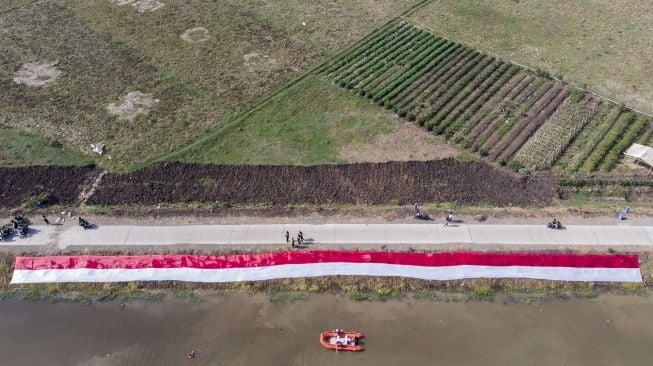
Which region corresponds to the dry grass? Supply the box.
[0,2,228,172]
[409,0,653,113]
[60,0,422,111]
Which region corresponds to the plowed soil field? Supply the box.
[0,166,97,208]
[88,160,553,206]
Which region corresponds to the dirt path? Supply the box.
[0,293,651,365]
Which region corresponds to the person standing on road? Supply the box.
[444,212,453,227]
[291,237,296,248]
[298,231,304,244]
[42,215,51,226]
[285,230,290,244]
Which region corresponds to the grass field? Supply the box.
[167,75,459,165]
[408,0,653,113]
[0,127,91,167]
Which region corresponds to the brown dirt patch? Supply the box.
[0,166,98,208]
[13,62,61,87]
[111,0,165,12]
[87,160,553,206]
[180,27,209,43]
[339,122,461,163]
[106,91,158,121]
[243,53,278,73]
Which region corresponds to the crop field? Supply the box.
[320,21,652,173]
[408,0,653,113]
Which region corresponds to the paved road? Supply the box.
[4,223,653,249]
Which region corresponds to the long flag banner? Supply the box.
[11,251,642,284]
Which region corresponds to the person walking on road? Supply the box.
[444,212,453,227]
[298,231,304,244]
[285,230,290,244]
[291,237,296,248]
[42,215,51,226]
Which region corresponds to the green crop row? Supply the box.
[558,178,653,187]
[335,27,423,87]
[430,60,504,134]
[352,31,438,91]
[400,49,482,114]
[600,116,649,171]
[449,66,520,141]
[365,37,449,97]
[420,56,493,130]
[320,22,405,76]
[372,41,457,103]
[582,112,636,172]
[391,47,472,110]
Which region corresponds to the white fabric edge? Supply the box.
[10,263,642,284]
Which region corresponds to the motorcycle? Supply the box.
[0,225,13,241]
[547,221,564,230]
[79,218,93,229]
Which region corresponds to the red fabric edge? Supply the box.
[14,251,640,270]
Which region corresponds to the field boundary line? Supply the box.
[404,18,653,119]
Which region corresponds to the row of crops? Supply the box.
[318,21,652,173]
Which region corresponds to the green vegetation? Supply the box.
[166,75,453,165]
[515,100,596,170]
[319,21,651,173]
[408,0,653,112]
[582,112,636,172]
[0,126,92,167]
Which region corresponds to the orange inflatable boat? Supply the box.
[320,329,364,351]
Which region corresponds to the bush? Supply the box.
[407,113,416,121]
[508,160,524,172]
[570,89,585,102]
[535,68,550,78]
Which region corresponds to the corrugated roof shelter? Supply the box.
[624,143,653,171]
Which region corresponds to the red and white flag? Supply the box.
[11,251,641,284]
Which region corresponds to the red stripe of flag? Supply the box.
[14,251,640,270]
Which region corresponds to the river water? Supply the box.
[0,293,651,365]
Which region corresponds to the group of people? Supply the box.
[286,230,305,248]
[414,203,454,226]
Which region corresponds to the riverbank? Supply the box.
[0,249,650,304]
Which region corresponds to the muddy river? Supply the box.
[0,293,651,365]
